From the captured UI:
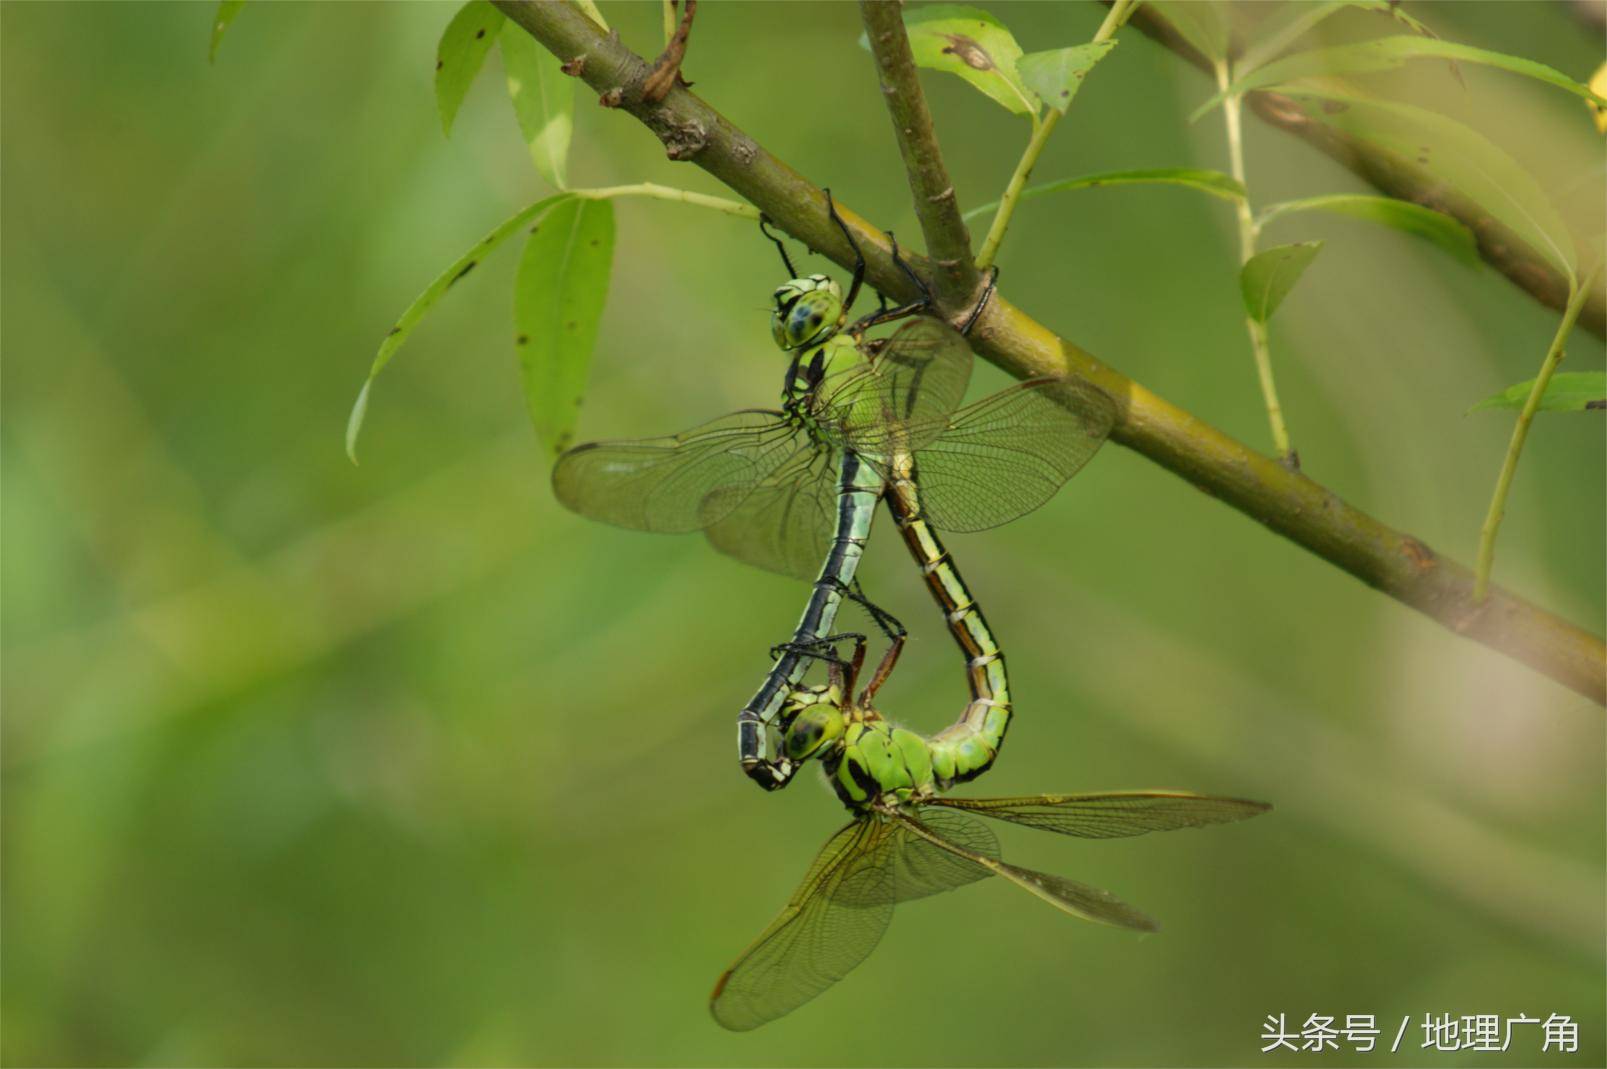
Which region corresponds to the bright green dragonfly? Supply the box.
[709,635,1271,1031]
[551,196,1116,790]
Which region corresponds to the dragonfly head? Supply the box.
[770,275,843,351]
[779,683,847,762]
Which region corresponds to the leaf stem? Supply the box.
[1472,265,1601,601]
[573,182,758,219]
[976,0,1137,270]
[1218,60,1294,465]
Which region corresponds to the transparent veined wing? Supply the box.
[550,410,801,534]
[894,810,1158,932]
[900,377,1117,532]
[702,446,839,581]
[929,791,1271,838]
[710,811,998,1032]
[819,317,975,457]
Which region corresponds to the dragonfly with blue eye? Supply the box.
[550,193,1117,789]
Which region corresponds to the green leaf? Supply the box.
[1276,89,1575,282]
[209,0,246,63]
[436,1,506,137]
[1470,371,1606,413]
[514,197,615,455]
[962,168,1245,223]
[901,4,1038,116]
[1237,1,1435,76]
[1145,1,1230,64]
[1257,194,1478,265]
[1017,42,1116,115]
[501,22,573,188]
[346,194,571,462]
[1240,242,1323,323]
[1205,36,1607,119]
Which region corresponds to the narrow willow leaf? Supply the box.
[1240,242,1323,323]
[501,22,573,188]
[436,1,506,137]
[901,4,1037,116]
[514,198,615,455]
[1145,1,1229,64]
[570,0,609,31]
[346,194,571,462]
[1237,0,1435,76]
[963,168,1245,222]
[1017,42,1116,115]
[1213,36,1606,116]
[209,0,246,63]
[1277,89,1575,281]
[1257,195,1478,265]
[1469,371,1606,413]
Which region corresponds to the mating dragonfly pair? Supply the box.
[551,196,1268,1030]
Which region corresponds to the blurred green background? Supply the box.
[3,3,1603,1066]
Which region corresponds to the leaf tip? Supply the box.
[345,379,372,465]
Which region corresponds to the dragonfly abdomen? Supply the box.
[886,472,1012,788]
[739,450,886,789]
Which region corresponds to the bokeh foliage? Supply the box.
[2,3,1602,1065]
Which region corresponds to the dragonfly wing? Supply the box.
[710,819,896,1032]
[929,791,1272,838]
[826,317,975,456]
[551,410,797,534]
[895,377,1116,532]
[710,811,1002,1031]
[895,810,1158,932]
[702,446,837,580]
[887,807,998,902]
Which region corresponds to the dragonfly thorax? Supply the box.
[780,687,941,810]
[771,275,844,351]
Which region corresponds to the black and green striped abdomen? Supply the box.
[886,470,1010,787]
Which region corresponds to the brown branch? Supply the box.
[1125,4,1607,340]
[858,0,981,312]
[493,0,1606,704]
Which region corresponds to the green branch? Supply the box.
[1474,266,1602,600]
[976,0,1137,269]
[491,0,1605,705]
[1218,60,1295,466]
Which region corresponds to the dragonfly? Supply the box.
[551,194,1117,789]
[708,634,1271,1031]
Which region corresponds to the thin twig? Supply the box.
[977,0,1137,269]
[858,0,980,312]
[1123,3,1606,340]
[1474,264,1601,601]
[492,0,1606,704]
[1218,61,1295,467]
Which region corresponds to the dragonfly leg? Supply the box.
[846,577,907,645]
[859,632,905,707]
[844,233,932,336]
[768,632,866,672]
[958,265,1000,336]
[824,188,867,317]
[758,213,799,278]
